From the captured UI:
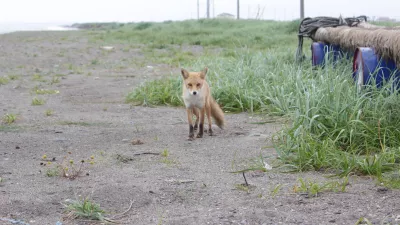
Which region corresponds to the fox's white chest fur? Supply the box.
[183,88,205,109]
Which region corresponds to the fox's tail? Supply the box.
[210,97,225,129]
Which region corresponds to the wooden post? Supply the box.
[300,0,304,19]
[237,0,240,19]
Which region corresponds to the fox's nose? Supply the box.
[193,91,197,95]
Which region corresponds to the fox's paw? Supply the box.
[208,129,213,136]
[187,137,195,141]
[196,133,203,138]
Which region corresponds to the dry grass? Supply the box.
[313,26,400,67]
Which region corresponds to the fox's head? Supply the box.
[181,67,208,96]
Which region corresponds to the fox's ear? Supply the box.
[200,67,208,79]
[181,68,189,79]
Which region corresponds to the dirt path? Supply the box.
[0,31,399,225]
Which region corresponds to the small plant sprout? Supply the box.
[64,197,106,221]
[32,97,45,105]
[2,113,17,124]
[0,76,10,85]
[41,153,96,180]
[161,149,169,157]
[35,89,59,95]
[271,184,282,197]
[45,109,54,116]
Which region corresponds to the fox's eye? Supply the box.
[188,83,192,87]
[196,83,201,87]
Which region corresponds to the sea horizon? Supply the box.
[0,22,78,34]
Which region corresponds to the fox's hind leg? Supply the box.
[206,103,213,136]
[192,108,199,131]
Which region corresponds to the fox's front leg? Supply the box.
[196,107,205,138]
[192,108,199,131]
[186,108,195,140]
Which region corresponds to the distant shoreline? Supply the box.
[0,22,78,34]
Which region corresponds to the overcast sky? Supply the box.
[0,0,398,24]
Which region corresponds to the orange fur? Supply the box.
[181,67,225,140]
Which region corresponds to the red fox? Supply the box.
[181,67,225,140]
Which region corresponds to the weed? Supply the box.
[2,113,17,124]
[63,196,105,221]
[0,125,20,132]
[50,76,60,84]
[32,97,45,105]
[32,74,46,82]
[160,149,177,166]
[354,217,372,225]
[292,177,348,197]
[45,109,54,116]
[35,89,59,95]
[161,149,169,157]
[41,153,95,180]
[8,75,20,80]
[235,183,250,193]
[134,125,142,132]
[91,59,99,65]
[46,167,59,177]
[270,184,282,197]
[58,121,91,126]
[0,76,9,85]
[67,65,83,74]
[379,170,400,189]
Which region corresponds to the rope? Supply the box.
[295,15,367,62]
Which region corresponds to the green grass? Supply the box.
[58,121,92,126]
[8,75,20,80]
[35,88,59,95]
[2,113,17,124]
[122,19,400,185]
[0,125,20,132]
[50,76,60,84]
[87,19,297,50]
[64,197,105,221]
[45,109,54,116]
[32,74,46,82]
[32,97,46,105]
[0,76,9,85]
[293,177,348,197]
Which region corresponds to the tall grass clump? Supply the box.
[89,19,298,50]
[126,76,183,106]
[124,19,400,182]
